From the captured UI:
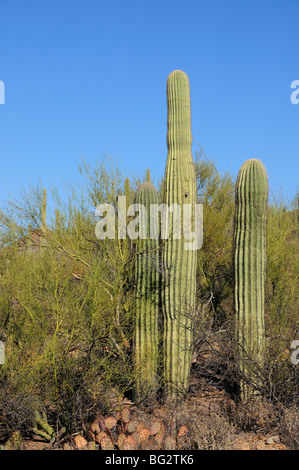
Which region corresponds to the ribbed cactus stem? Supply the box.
[41,188,47,233]
[234,158,268,400]
[162,70,197,400]
[134,182,160,401]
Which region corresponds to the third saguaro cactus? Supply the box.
[162,70,198,400]
[233,158,268,400]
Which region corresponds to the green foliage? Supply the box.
[194,152,235,328]
[0,159,137,438]
[264,195,299,402]
[266,196,298,333]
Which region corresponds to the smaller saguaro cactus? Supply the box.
[134,181,160,402]
[233,158,268,400]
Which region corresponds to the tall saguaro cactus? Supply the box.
[162,70,198,400]
[233,158,268,400]
[134,181,160,401]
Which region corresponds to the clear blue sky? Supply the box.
[0,0,298,212]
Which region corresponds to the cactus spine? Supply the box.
[134,181,160,401]
[233,159,268,400]
[162,70,197,400]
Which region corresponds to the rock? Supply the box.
[266,435,280,445]
[62,442,74,450]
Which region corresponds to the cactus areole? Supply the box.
[233,158,268,400]
[162,70,198,400]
